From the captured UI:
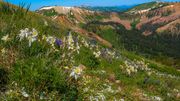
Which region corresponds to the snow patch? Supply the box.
[39,6,55,10]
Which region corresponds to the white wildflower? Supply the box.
[152,96,162,101]
[70,66,83,80]
[1,48,6,54]
[19,28,31,41]
[67,32,74,50]
[46,36,56,47]
[18,28,38,47]
[27,29,38,47]
[93,51,101,58]
[28,36,37,47]
[120,99,125,101]
[1,34,10,42]
[21,88,29,98]
[76,42,80,54]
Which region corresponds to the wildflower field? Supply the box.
[0,1,180,101]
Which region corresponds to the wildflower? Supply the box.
[120,99,125,101]
[70,66,83,80]
[39,92,47,100]
[19,28,31,41]
[55,38,63,47]
[76,42,80,54]
[27,29,38,47]
[21,88,29,98]
[18,28,38,47]
[152,96,162,101]
[5,89,13,95]
[32,29,38,37]
[46,36,56,47]
[1,48,6,55]
[1,34,10,42]
[67,32,74,50]
[93,51,101,58]
[28,36,37,47]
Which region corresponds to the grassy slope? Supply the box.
[0,1,180,101]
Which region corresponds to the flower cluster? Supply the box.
[18,28,63,51]
[122,59,149,75]
[18,28,38,47]
[42,35,62,51]
[70,65,84,80]
[67,32,75,50]
[93,51,101,58]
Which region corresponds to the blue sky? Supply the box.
[5,0,180,11]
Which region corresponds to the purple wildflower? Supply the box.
[55,38,62,47]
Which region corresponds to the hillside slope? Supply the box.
[0,1,180,101]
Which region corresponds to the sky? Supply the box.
[5,0,180,11]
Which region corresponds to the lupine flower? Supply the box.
[70,66,83,80]
[55,38,63,47]
[1,34,10,42]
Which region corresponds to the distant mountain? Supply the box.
[82,5,135,12]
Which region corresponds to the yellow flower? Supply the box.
[1,34,10,42]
